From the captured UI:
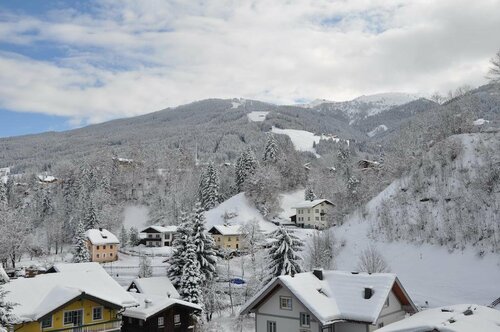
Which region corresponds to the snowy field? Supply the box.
[122,205,148,230]
[247,111,269,122]
[204,192,277,233]
[271,127,322,156]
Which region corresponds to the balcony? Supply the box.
[50,320,121,332]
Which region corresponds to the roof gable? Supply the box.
[208,225,242,236]
[127,277,180,299]
[123,293,201,320]
[85,229,120,245]
[292,199,334,209]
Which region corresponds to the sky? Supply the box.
[0,0,499,137]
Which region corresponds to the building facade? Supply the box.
[208,225,244,250]
[292,199,334,229]
[85,228,120,263]
[140,226,177,247]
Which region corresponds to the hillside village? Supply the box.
[1,1,500,331]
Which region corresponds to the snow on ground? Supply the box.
[367,124,388,137]
[247,111,269,122]
[278,189,305,220]
[122,205,149,230]
[272,127,321,155]
[334,213,500,308]
[204,193,277,233]
[473,118,490,126]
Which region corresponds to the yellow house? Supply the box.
[85,228,120,263]
[208,225,244,250]
[3,263,138,332]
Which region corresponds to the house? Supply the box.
[377,304,500,332]
[240,270,418,332]
[127,276,180,299]
[140,226,178,247]
[291,199,334,229]
[2,262,138,332]
[122,293,201,332]
[85,228,120,263]
[208,225,244,250]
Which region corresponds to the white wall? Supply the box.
[371,290,406,330]
[256,286,319,332]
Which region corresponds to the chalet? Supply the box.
[122,293,201,332]
[291,199,334,229]
[85,228,120,263]
[127,276,180,299]
[140,226,177,247]
[240,270,418,332]
[377,304,500,332]
[208,225,244,250]
[2,263,138,332]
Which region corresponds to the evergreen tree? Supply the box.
[138,255,153,278]
[167,212,191,287]
[119,225,128,247]
[178,242,203,305]
[264,227,303,284]
[305,187,317,201]
[0,285,15,332]
[198,163,220,211]
[83,198,99,230]
[72,220,91,263]
[190,203,217,281]
[129,227,140,246]
[235,147,258,192]
[263,133,279,163]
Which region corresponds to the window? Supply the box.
[174,314,181,326]
[300,313,310,327]
[308,217,310,221]
[103,245,106,249]
[315,217,319,221]
[315,209,319,213]
[128,317,133,324]
[218,237,221,242]
[267,321,276,332]
[378,322,384,328]
[64,310,82,326]
[110,245,113,249]
[139,320,143,326]
[148,234,152,238]
[228,237,232,241]
[158,317,164,327]
[103,253,106,258]
[96,254,100,258]
[279,296,292,310]
[308,209,311,213]
[41,316,52,328]
[97,245,100,250]
[93,307,103,321]
[110,252,113,257]
[156,234,160,238]
[384,297,389,307]
[236,237,239,241]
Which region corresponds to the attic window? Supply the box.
[364,287,373,299]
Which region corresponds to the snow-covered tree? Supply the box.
[240,219,264,268]
[72,220,90,263]
[357,246,390,273]
[264,227,303,284]
[304,187,317,201]
[119,225,128,247]
[198,163,220,211]
[487,49,500,83]
[178,242,203,305]
[0,183,7,209]
[83,198,99,230]
[305,230,336,270]
[263,133,279,163]
[190,203,218,282]
[235,147,258,192]
[128,227,140,246]
[0,285,16,332]
[138,255,153,278]
[167,212,191,287]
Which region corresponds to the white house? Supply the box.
[291,199,334,229]
[377,304,500,332]
[240,270,418,332]
[140,226,178,247]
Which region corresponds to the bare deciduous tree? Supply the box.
[357,246,390,273]
[487,49,500,83]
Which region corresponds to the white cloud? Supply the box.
[0,0,499,124]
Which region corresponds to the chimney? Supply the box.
[313,269,323,280]
[99,227,103,231]
[144,298,152,308]
[364,287,373,299]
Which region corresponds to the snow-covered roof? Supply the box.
[123,293,201,321]
[47,262,103,273]
[208,225,243,236]
[85,228,120,245]
[241,270,415,325]
[37,174,57,183]
[140,225,178,233]
[128,276,180,299]
[3,263,138,323]
[292,199,333,209]
[377,304,500,332]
